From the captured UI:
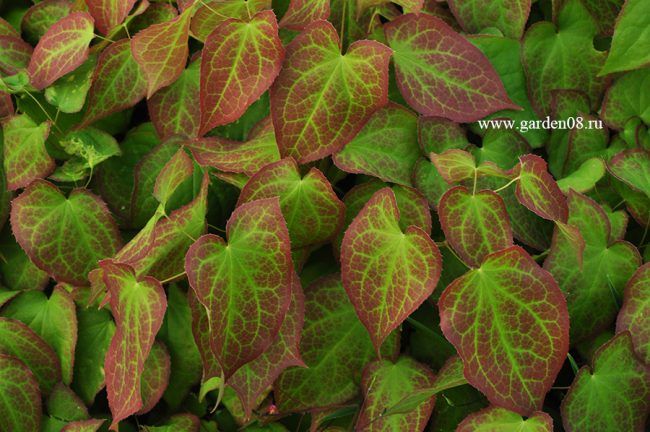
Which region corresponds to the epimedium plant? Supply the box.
[0,0,648,430]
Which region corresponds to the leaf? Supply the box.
[544,191,641,342]
[601,67,650,129]
[600,0,650,75]
[101,260,167,430]
[185,197,292,378]
[2,114,54,190]
[0,232,49,291]
[515,154,568,222]
[561,332,650,432]
[44,56,97,114]
[138,341,171,414]
[237,158,345,248]
[333,103,419,186]
[385,13,518,122]
[557,158,606,193]
[228,272,305,418]
[188,116,280,176]
[80,39,147,128]
[275,274,399,411]
[0,318,62,395]
[418,116,469,154]
[189,0,271,42]
[61,419,106,432]
[2,286,77,385]
[140,414,200,432]
[85,0,137,35]
[0,354,42,432]
[616,263,650,363]
[46,383,88,421]
[430,149,477,184]
[341,188,441,352]
[21,0,72,45]
[279,0,330,30]
[271,20,391,163]
[448,0,530,39]
[521,0,607,115]
[356,357,435,431]
[438,186,513,268]
[457,406,552,431]
[10,180,121,285]
[199,10,284,135]
[473,130,531,170]
[0,35,33,76]
[132,8,192,98]
[27,12,95,90]
[608,149,650,196]
[153,147,194,206]
[148,59,200,140]
[439,246,569,415]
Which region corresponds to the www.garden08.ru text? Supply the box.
[478,116,604,133]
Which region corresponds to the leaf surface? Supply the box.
[2,114,53,190]
[279,0,330,30]
[608,149,650,196]
[85,0,137,35]
[448,0,530,38]
[515,154,568,222]
[0,354,42,432]
[600,0,650,74]
[616,263,650,363]
[457,406,552,431]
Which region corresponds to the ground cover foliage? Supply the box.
[0,0,648,431]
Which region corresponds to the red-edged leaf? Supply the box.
[10,180,121,285]
[439,246,570,415]
[199,10,283,135]
[448,0,531,39]
[189,0,271,41]
[188,116,280,176]
[616,263,650,363]
[341,188,442,352]
[80,39,147,128]
[0,35,32,76]
[515,154,568,222]
[0,92,13,118]
[0,318,61,395]
[608,149,650,196]
[61,419,106,432]
[430,149,476,184]
[237,158,345,248]
[132,8,192,98]
[185,198,292,378]
[148,59,200,140]
[85,0,136,35]
[356,357,436,431]
[21,0,72,45]
[138,341,171,415]
[279,0,330,30]
[2,114,54,191]
[27,12,95,90]
[153,147,194,206]
[188,290,222,384]
[438,186,513,268]
[0,354,42,432]
[101,261,167,430]
[271,20,392,163]
[0,17,19,37]
[385,13,518,122]
[228,272,305,418]
[457,406,552,431]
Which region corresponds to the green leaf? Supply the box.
[2,113,53,190]
[515,154,568,222]
[10,180,121,285]
[139,341,171,415]
[0,35,33,76]
[271,20,391,163]
[601,67,650,129]
[0,228,49,292]
[237,158,345,248]
[185,197,293,378]
[608,149,650,197]
[2,286,77,385]
[473,130,531,170]
[140,414,200,432]
[557,158,606,193]
[430,149,477,184]
[333,103,419,186]
[341,188,441,352]
[46,383,88,422]
[457,406,552,431]
[561,332,650,431]
[385,13,518,122]
[616,262,650,363]
[275,274,398,411]
[439,246,569,414]
[153,147,194,207]
[356,357,436,431]
[44,55,97,114]
[0,354,42,432]
[60,419,106,432]
[600,0,650,75]
[448,0,530,39]
[21,0,72,45]
[418,116,469,154]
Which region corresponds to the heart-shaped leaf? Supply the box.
[0,354,42,432]
[515,154,568,222]
[608,149,650,197]
[600,0,650,75]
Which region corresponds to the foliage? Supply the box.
[0,0,648,431]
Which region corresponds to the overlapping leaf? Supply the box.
[608,149,650,196]
[601,68,650,130]
[85,0,136,35]
[138,341,171,415]
[457,406,552,431]
[279,0,330,30]
[600,0,650,75]
[616,263,650,363]
[189,0,271,41]
[0,355,42,432]
[448,0,530,39]
[0,35,32,76]
[515,154,568,222]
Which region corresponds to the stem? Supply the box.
[492,176,519,194]
[23,90,63,134]
[339,0,347,54]
[567,353,579,375]
[160,271,187,284]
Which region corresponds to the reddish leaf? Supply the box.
[0,35,32,76]
[199,10,283,135]
[188,290,222,384]
[457,406,552,431]
[448,0,531,39]
[279,0,330,30]
[385,13,518,122]
[515,154,568,223]
[271,20,391,163]
[439,246,569,415]
[80,39,147,128]
[0,354,42,432]
[132,8,192,98]
[430,149,477,184]
[27,12,95,90]
[341,188,442,352]
[85,0,137,35]
[616,263,650,363]
[438,186,513,268]
[185,198,292,378]
[102,261,167,430]
[0,17,19,37]
[189,0,271,42]
[61,419,106,432]
[0,92,13,118]
[138,341,171,414]
[152,147,194,206]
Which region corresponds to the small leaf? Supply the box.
[557,158,606,193]
[457,406,552,431]
[341,188,441,352]
[271,20,391,163]
[385,13,518,122]
[279,0,330,30]
[61,419,106,432]
[600,0,650,75]
[102,260,167,430]
[616,263,650,363]
[561,332,650,432]
[448,0,530,39]
[140,414,200,432]
[515,154,568,222]
[85,0,137,35]
[153,147,194,206]
[0,354,42,432]
[46,383,88,422]
[601,67,650,129]
[608,149,650,197]
[27,12,95,90]
[10,180,121,285]
[44,56,97,114]
[439,246,569,414]
[2,114,53,190]
[430,149,477,184]
[438,186,513,268]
